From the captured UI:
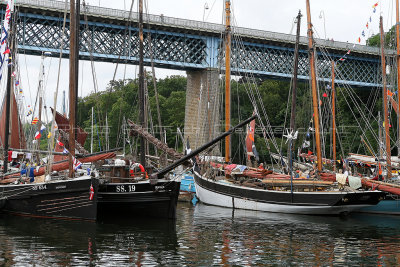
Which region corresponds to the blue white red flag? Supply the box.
[73,157,82,170]
[0,0,14,81]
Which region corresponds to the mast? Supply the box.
[105,113,109,151]
[305,0,322,172]
[288,11,301,168]
[138,0,146,168]
[68,0,77,177]
[331,60,336,172]
[224,0,231,163]
[62,90,66,116]
[289,11,301,133]
[380,16,392,179]
[397,0,400,157]
[2,10,13,174]
[36,55,45,162]
[289,11,301,202]
[91,106,94,153]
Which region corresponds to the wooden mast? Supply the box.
[331,60,336,172]
[68,0,77,177]
[380,16,392,179]
[2,12,13,174]
[397,0,400,157]
[138,0,146,168]
[305,0,322,172]
[224,0,231,163]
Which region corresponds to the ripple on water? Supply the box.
[1,204,400,265]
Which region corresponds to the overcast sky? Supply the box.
[11,0,398,120]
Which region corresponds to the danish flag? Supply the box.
[89,184,94,200]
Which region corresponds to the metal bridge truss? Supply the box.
[9,8,383,88]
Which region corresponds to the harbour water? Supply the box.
[1,203,400,266]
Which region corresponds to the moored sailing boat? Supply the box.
[193,0,385,215]
[0,0,99,221]
[94,0,181,219]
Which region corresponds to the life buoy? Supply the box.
[138,164,145,173]
[130,163,148,178]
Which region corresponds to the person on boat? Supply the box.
[258,163,264,170]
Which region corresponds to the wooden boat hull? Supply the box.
[194,172,385,215]
[97,179,181,219]
[357,195,400,215]
[0,176,98,221]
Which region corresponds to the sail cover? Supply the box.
[0,91,26,149]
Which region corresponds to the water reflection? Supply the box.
[187,204,400,266]
[0,203,400,266]
[0,214,178,266]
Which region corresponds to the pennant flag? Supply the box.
[89,184,94,200]
[34,131,41,140]
[26,109,32,116]
[18,87,22,94]
[11,71,15,77]
[31,117,39,125]
[362,30,365,37]
[373,8,376,13]
[346,50,351,55]
[373,2,378,8]
[47,132,51,138]
[40,124,46,132]
[358,37,361,43]
[63,148,69,154]
[57,140,64,147]
[388,90,394,97]
[15,80,19,85]
[339,58,345,61]
[370,16,372,22]
[322,92,328,98]
[0,1,14,82]
[307,150,313,156]
[366,22,369,29]
[319,100,322,106]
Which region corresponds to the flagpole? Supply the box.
[2,2,13,175]
[380,16,392,180]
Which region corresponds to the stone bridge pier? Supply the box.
[184,69,221,152]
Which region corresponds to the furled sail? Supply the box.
[0,91,26,149]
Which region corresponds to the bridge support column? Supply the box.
[184,69,220,152]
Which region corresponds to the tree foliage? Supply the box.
[76,73,387,165]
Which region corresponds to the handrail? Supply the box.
[5,0,387,55]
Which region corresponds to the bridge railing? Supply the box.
[11,0,382,55]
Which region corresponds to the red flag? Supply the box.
[3,48,10,54]
[366,22,369,29]
[358,37,361,43]
[307,150,313,156]
[388,90,394,97]
[34,131,41,140]
[373,2,378,8]
[57,140,64,147]
[322,92,328,98]
[89,184,94,200]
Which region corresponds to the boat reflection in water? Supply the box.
[188,204,400,266]
[2,203,400,266]
[0,214,177,266]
